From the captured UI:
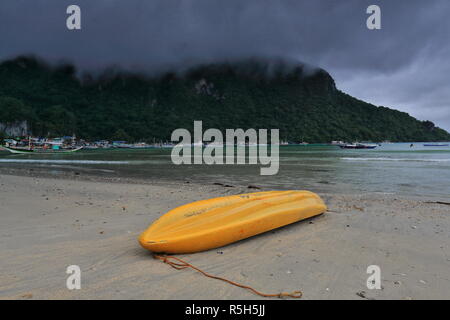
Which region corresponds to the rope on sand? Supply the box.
[153,254,302,299]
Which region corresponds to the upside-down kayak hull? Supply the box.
[139,190,327,254]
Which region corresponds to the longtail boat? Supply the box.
[0,146,83,154]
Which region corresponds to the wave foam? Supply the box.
[341,157,450,162]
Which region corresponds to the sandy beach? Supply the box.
[0,172,449,300]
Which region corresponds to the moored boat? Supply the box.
[423,143,449,147]
[1,145,83,154]
[339,143,377,149]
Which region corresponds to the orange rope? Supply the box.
[153,254,302,299]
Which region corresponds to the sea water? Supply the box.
[1,143,449,198]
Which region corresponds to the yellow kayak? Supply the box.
[139,190,327,254]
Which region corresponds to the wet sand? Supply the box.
[0,173,449,300]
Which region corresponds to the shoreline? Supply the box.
[1,173,449,299]
[1,166,448,202]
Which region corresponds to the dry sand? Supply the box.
[0,173,449,300]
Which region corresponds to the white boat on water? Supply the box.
[339,143,377,149]
[1,145,83,154]
[423,143,449,147]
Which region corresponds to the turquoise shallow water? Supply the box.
[1,143,449,197]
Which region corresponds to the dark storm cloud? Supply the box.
[0,0,449,130]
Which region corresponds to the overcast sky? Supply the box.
[1,0,449,131]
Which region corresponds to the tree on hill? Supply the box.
[0,96,34,123]
[111,128,132,142]
[0,130,5,144]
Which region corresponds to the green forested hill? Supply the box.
[0,56,449,142]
